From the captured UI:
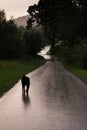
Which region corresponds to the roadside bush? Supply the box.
[73,39,87,69]
[54,39,87,69]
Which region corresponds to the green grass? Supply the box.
[52,50,87,85]
[64,64,87,84]
[0,57,45,97]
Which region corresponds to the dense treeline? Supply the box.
[23,28,45,56]
[0,10,24,59]
[27,0,87,68]
[0,10,44,60]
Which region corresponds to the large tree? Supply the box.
[27,1,78,50]
[27,0,87,52]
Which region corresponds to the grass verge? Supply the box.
[64,64,87,84]
[0,57,45,97]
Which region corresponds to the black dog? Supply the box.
[21,75,30,94]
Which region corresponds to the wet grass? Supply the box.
[0,57,45,97]
[65,64,87,84]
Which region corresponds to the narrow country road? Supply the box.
[0,58,87,130]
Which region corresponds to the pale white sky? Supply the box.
[0,0,38,19]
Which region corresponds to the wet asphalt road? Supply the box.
[0,59,87,130]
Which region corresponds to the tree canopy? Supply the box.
[23,28,45,56]
[27,0,87,68]
[27,0,87,50]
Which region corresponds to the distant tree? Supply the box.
[5,19,24,59]
[23,28,45,56]
[0,10,25,59]
[0,9,6,22]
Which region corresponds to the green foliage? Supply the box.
[64,64,87,84]
[27,0,79,48]
[57,38,87,69]
[23,28,45,56]
[73,39,87,68]
[27,0,87,61]
[0,9,6,22]
[0,10,26,59]
[0,9,45,60]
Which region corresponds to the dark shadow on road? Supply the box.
[22,93,30,107]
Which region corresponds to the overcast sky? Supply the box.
[0,0,38,19]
